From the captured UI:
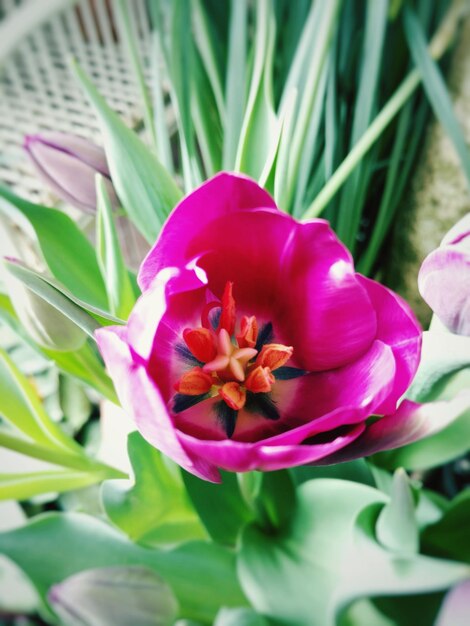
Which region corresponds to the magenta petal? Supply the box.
[419,248,470,336]
[95,326,220,482]
[138,173,277,291]
[280,221,377,371]
[178,423,365,473]
[357,275,422,412]
[264,340,396,445]
[314,393,470,465]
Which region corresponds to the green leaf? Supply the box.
[102,432,206,546]
[3,259,103,340]
[376,469,419,555]
[0,186,107,308]
[374,397,470,471]
[239,480,469,626]
[3,259,125,338]
[71,60,182,243]
[407,331,470,402]
[0,347,80,454]
[182,469,253,546]
[255,469,296,532]
[214,607,269,626]
[115,0,157,149]
[403,5,470,189]
[223,0,248,169]
[290,459,375,487]
[0,513,247,623]
[0,470,104,501]
[422,490,470,564]
[95,176,135,319]
[235,0,278,181]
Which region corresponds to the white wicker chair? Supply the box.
[0,0,152,204]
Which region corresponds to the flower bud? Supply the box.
[24,132,117,213]
[3,265,86,352]
[418,213,470,336]
[48,566,178,626]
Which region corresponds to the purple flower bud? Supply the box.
[418,213,470,336]
[24,132,118,213]
[48,566,178,626]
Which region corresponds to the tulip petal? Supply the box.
[138,172,277,291]
[178,423,365,473]
[96,325,220,482]
[419,248,470,336]
[314,392,470,465]
[261,340,396,446]
[357,275,422,412]
[279,221,378,371]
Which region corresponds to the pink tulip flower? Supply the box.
[97,173,424,482]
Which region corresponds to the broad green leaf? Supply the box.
[96,176,135,319]
[376,469,419,555]
[182,469,253,546]
[102,432,205,546]
[0,185,107,308]
[214,607,269,626]
[49,566,178,626]
[290,459,375,487]
[374,397,470,471]
[403,6,470,189]
[0,512,247,623]
[0,347,80,454]
[239,479,469,626]
[0,470,103,501]
[71,61,182,243]
[255,469,296,532]
[58,375,92,434]
[422,490,470,564]
[0,555,38,615]
[407,331,470,402]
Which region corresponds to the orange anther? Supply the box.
[219,381,246,410]
[174,367,214,395]
[256,343,293,371]
[236,315,258,348]
[245,366,275,393]
[183,327,217,363]
[219,281,236,335]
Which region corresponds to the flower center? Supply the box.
[172,281,302,437]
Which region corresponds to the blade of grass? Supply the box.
[115,0,156,150]
[234,0,277,180]
[302,0,468,221]
[223,0,247,169]
[193,0,226,124]
[335,0,388,251]
[0,470,106,501]
[284,0,340,210]
[403,4,470,188]
[150,33,174,173]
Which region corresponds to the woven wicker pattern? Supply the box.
[0,0,151,204]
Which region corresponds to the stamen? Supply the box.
[174,367,214,395]
[219,281,236,335]
[237,315,258,348]
[219,382,246,410]
[201,301,221,330]
[256,344,293,371]
[183,327,217,363]
[245,365,275,393]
